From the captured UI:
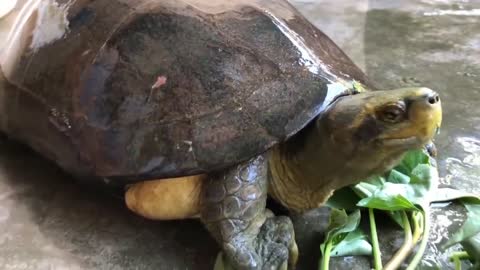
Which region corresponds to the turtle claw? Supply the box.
[222,215,297,270]
[425,141,437,157]
[224,243,260,269]
[257,216,297,270]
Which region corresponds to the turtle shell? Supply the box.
[0,0,370,183]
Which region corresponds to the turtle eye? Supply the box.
[378,103,406,123]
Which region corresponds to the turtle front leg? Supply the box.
[201,155,298,270]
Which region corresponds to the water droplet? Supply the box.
[49,108,72,132]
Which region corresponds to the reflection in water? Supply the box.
[444,137,480,192]
[427,205,466,268]
[423,9,480,16]
[457,137,480,166]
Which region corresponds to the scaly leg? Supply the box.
[201,155,298,270]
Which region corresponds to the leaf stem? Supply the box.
[449,251,471,262]
[412,211,423,244]
[369,208,383,270]
[320,240,333,270]
[384,211,413,270]
[453,256,462,270]
[406,209,431,270]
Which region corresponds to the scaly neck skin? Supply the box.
[268,120,406,213]
[268,126,344,213]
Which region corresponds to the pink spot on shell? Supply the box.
[151,75,167,89]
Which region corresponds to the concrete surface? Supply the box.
[1,0,480,269]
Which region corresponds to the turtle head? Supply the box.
[268,87,442,212]
[317,87,442,175]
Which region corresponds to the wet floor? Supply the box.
[0,0,479,269]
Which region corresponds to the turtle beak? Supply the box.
[408,88,442,142]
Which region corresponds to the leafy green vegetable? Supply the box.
[355,163,437,211]
[388,211,406,229]
[432,187,478,203]
[444,197,480,249]
[325,187,361,211]
[356,186,418,211]
[321,209,362,254]
[387,170,410,184]
[353,182,379,198]
[394,150,430,176]
[329,229,372,257]
[320,209,363,270]
[321,149,480,270]
[365,175,386,186]
[352,150,437,270]
[354,150,438,211]
[461,233,480,263]
[430,187,480,266]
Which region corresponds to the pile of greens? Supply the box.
[323,149,480,270]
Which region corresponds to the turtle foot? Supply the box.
[201,156,297,270]
[223,214,297,270]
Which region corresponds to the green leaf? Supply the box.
[461,233,480,263]
[387,170,410,184]
[431,188,479,203]
[388,211,406,228]
[394,149,430,175]
[444,198,480,249]
[326,187,361,210]
[356,159,439,211]
[326,209,361,238]
[365,175,386,186]
[320,209,362,255]
[326,209,349,233]
[431,188,480,255]
[353,182,382,198]
[352,176,386,199]
[330,229,372,257]
[356,183,419,211]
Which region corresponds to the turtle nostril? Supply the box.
[427,92,440,105]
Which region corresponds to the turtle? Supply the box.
[0,0,442,269]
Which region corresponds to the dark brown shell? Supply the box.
[0,0,370,183]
